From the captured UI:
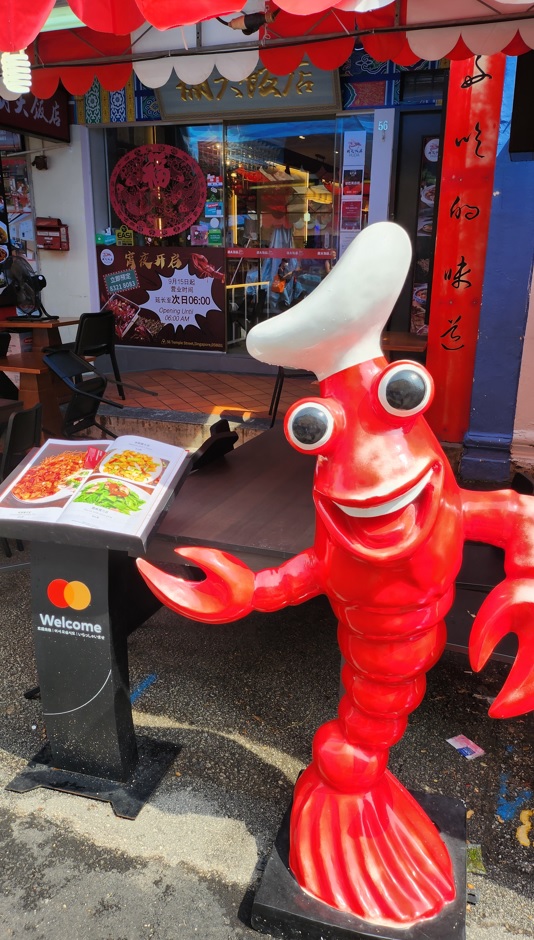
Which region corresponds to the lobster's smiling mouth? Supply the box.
[315,463,442,561]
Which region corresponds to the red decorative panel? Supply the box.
[109,144,207,239]
[426,55,506,443]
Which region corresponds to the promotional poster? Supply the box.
[96,245,226,351]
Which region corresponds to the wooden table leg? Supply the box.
[18,371,63,437]
[31,326,62,350]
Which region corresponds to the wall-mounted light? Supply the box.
[0,51,32,95]
[32,154,48,170]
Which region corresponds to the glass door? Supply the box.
[224,118,336,348]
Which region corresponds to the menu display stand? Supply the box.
[0,436,191,817]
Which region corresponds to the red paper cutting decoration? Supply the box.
[109,145,207,239]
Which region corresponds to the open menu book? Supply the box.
[0,435,190,552]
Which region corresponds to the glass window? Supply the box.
[104,124,224,248]
[224,119,336,331]
[334,112,374,258]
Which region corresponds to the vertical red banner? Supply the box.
[425,55,506,442]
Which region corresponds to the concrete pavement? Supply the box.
[0,548,532,940]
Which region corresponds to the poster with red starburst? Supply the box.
[96,245,226,351]
[109,145,207,239]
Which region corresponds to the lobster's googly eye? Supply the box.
[287,402,334,450]
[377,364,433,418]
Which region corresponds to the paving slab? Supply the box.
[0,551,532,939]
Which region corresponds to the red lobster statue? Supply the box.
[137,223,534,927]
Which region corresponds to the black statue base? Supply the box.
[6,735,180,819]
[251,792,466,940]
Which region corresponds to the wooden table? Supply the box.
[0,352,62,436]
[0,316,80,350]
[0,317,80,436]
[381,330,428,359]
[154,427,315,571]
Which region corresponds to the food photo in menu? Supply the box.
[342,169,363,196]
[411,136,440,335]
[0,171,10,279]
[0,435,189,538]
[340,198,363,233]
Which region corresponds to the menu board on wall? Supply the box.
[410,136,440,335]
[339,131,366,257]
[2,153,35,259]
[0,158,9,282]
[96,245,226,351]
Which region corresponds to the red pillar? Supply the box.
[425,55,506,443]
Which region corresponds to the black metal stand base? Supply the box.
[5,735,180,819]
[251,792,466,940]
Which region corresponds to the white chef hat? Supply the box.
[246,221,412,381]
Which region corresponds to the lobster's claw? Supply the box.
[136,546,255,624]
[469,579,534,718]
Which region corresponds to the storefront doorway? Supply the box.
[94,101,440,369]
[390,110,442,343]
[224,118,337,351]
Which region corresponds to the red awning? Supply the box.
[260,8,356,75]
[2,1,534,99]
[29,29,134,97]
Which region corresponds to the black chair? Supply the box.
[0,404,42,557]
[74,310,126,399]
[48,310,158,401]
[43,348,123,439]
[268,367,314,427]
[269,366,285,428]
[190,418,239,471]
[0,332,10,357]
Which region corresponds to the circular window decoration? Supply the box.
[109,144,207,238]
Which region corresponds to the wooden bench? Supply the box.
[381,330,428,360]
[0,352,62,436]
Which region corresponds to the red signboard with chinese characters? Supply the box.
[96,245,225,351]
[109,145,207,240]
[0,89,70,143]
[426,54,506,443]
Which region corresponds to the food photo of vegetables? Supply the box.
[73,479,146,514]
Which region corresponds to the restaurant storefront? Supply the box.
[82,51,445,369]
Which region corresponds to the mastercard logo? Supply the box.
[47,579,92,611]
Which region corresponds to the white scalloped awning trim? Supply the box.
[133,49,259,86]
[130,15,259,86]
[336,0,532,11]
[334,0,534,58]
